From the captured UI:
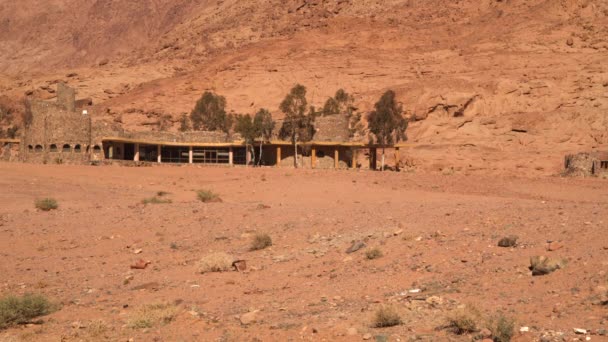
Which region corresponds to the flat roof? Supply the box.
[101,137,412,148]
[0,139,20,143]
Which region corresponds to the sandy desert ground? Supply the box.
[0,162,607,341]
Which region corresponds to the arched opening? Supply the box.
[74,144,82,153]
[49,144,58,152]
[62,144,71,153]
[28,145,33,151]
[35,145,43,152]
[93,145,101,153]
[85,145,90,153]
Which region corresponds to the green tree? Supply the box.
[279,84,314,168]
[253,108,275,166]
[234,114,256,165]
[190,91,228,131]
[366,90,408,170]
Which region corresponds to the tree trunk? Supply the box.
[250,145,256,167]
[258,141,263,166]
[381,147,385,171]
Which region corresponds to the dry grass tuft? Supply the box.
[34,198,58,211]
[445,307,481,335]
[142,197,172,205]
[0,294,55,330]
[86,319,108,337]
[372,306,402,328]
[487,313,515,342]
[365,247,383,260]
[197,252,234,273]
[196,190,221,203]
[127,303,178,329]
[250,233,272,251]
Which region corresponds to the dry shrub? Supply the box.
[365,247,383,260]
[142,197,172,205]
[445,306,481,335]
[373,306,402,328]
[0,294,55,330]
[35,198,58,211]
[251,233,272,251]
[196,190,221,203]
[487,313,515,342]
[86,319,108,337]
[197,252,233,273]
[128,303,178,329]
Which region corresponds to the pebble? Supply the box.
[520,326,530,332]
[362,334,372,340]
[574,328,587,334]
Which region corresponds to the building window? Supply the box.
[49,144,58,152]
[601,161,608,169]
[74,144,82,153]
[62,144,71,153]
[34,145,43,152]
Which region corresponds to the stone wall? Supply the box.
[564,151,608,177]
[21,83,100,164]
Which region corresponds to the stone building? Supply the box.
[15,83,407,169]
[564,152,608,177]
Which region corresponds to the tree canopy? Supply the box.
[366,90,408,146]
[190,91,229,132]
[279,84,315,167]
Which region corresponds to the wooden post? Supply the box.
[134,143,140,162]
[351,148,357,169]
[311,146,316,169]
[276,146,281,167]
[334,148,339,169]
[246,146,251,165]
[229,146,234,166]
[394,147,400,171]
[157,145,161,163]
[188,146,193,164]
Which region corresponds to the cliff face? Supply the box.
[0,0,607,173]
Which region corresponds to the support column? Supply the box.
[229,147,234,166]
[246,146,251,165]
[134,143,140,162]
[394,147,400,171]
[311,146,316,169]
[188,146,193,164]
[157,145,162,163]
[370,148,377,170]
[108,145,114,160]
[276,146,281,167]
[334,148,339,169]
[351,148,358,169]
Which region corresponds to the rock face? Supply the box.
[1,0,608,174]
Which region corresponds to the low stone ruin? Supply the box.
[563,152,608,177]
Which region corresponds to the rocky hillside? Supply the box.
[1,0,607,174]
